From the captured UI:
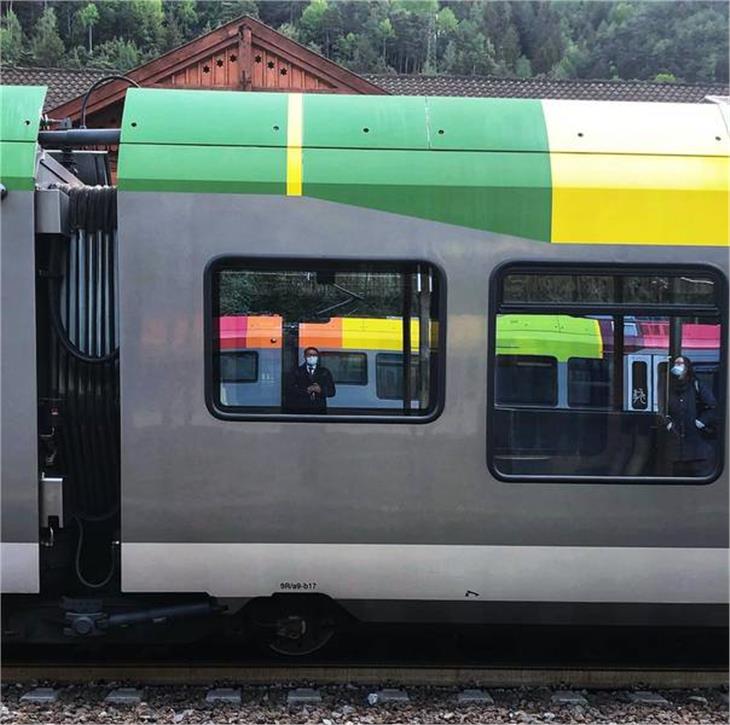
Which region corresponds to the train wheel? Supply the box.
[266,612,336,656]
[248,595,338,657]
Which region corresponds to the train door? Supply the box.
[626,354,652,412]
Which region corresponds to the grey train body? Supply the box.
[119,193,727,622]
[1,189,727,633]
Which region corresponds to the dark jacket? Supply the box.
[665,377,717,462]
[285,363,336,413]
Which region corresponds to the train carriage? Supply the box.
[0,84,728,648]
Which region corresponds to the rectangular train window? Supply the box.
[495,355,557,407]
[376,353,419,400]
[568,358,612,409]
[207,259,443,421]
[490,266,725,482]
[320,352,368,385]
[218,351,258,383]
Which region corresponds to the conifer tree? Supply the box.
[30,6,64,66]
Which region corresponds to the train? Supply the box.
[1,84,727,653]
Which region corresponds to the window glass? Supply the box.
[210,260,442,418]
[630,361,648,410]
[502,272,715,307]
[569,357,612,408]
[376,353,419,400]
[320,352,367,385]
[218,351,258,383]
[491,268,723,481]
[496,355,557,406]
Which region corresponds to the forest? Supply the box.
[1,1,728,84]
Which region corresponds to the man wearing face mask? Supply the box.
[286,346,336,413]
[663,355,718,477]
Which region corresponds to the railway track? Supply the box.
[2,662,729,688]
[2,666,728,725]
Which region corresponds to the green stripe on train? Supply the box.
[117,89,552,240]
[0,86,45,191]
[496,315,603,362]
[301,96,551,240]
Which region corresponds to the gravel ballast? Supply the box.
[1,682,728,724]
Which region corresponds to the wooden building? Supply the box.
[46,15,385,129]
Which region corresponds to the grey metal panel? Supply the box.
[122,542,728,603]
[1,190,39,593]
[118,193,729,550]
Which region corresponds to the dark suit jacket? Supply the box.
[285,363,336,413]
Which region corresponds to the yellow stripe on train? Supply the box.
[542,100,730,246]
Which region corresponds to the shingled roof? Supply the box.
[2,64,727,114]
[364,74,729,103]
[1,66,109,111]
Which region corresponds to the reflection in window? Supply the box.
[502,272,716,306]
[321,352,367,385]
[569,357,612,408]
[210,261,442,418]
[496,355,557,407]
[376,353,419,400]
[491,268,723,481]
[630,361,648,410]
[218,351,258,383]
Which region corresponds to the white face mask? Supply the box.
[305,355,318,367]
[671,363,686,378]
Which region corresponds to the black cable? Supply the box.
[73,516,115,589]
[80,74,140,130]
[47,187,119,364]
[48,239,119,364]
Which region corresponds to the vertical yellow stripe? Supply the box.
[286,93,303,196]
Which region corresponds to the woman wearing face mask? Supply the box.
[285,346,336,414]
[663,355,718,477]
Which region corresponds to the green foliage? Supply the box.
[30,7,64,66]
[77,3,99,53]
[0,9,24,64]
[93,37,140,70]
[1,1,727,84]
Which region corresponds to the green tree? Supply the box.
[443,18,496,75]
[94,36,141,70]
[0,9,25,64]
[77,3,99,54]
[300,0,343,58]
[30,7,65,66]
[130,0,165,55]
[375,17,394,63]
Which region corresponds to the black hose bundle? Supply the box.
[45,186,121,588]
[48,186,118,364]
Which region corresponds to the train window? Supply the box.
[207,258,444,421]
[320,352,367,385]
[490,266,725,482]
[568,357,612,408]
[502,272,716,308]
[376,353,419,400]
[495,355,557,407]
[218,351,258,383]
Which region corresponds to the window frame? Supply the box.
[487,262,727,485]
[204,255,447,424]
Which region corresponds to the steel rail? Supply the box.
[3,664,727,689]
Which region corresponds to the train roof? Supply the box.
[2,85,728,246]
